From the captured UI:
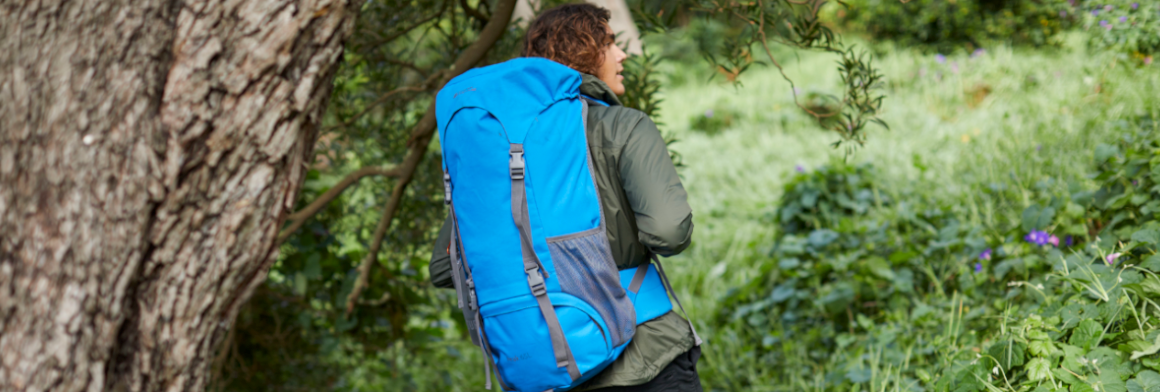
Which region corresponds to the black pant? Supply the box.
[592,347,703,392]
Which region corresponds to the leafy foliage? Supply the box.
[632,0,889,149]
[716,114,1160,391]
[1076,0,1160,61]
[836,0,1073,53]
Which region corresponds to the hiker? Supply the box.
[429,4,699,391]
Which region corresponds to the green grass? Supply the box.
[655,34,1160,390]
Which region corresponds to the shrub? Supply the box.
[716,116,1160,391]
[836,0,1072,53]
[689,106,741,135]
[1077,0,1160,61]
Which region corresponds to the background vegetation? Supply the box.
[212,1,1160,391]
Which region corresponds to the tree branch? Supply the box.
[360,291,392,306]
[361,8,445,51]
[385,58,431,77]
[324,70,445,133]
[343,0,518,317]
[277,165,403,243]
[460,0,490,25]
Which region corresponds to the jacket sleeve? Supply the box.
[428,214,454,289]
[618,113,694,256]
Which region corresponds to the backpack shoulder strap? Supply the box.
[648,254,703,346]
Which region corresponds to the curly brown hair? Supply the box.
[521,4,614,75]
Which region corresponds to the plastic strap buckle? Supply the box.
[509,151,525,180]
[465,277,478,310]
[443,173,452,205]
[525,266,546,296]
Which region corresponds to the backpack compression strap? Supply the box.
[509,143,582,381]
[449,205,513,391]
[648,254,703,346]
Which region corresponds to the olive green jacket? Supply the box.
[429,75,696,390]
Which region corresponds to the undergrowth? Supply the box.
[712,115,1159,391]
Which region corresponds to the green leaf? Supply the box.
[1132,334,1160,360]
[1090,347,1132,378]
[1038,206,1057,230]
[1029,329,1051,341]
[304,254,322,279]
[1097,143,1120,163]
[916,368,932,383]
[990,340,1027,370]
[1054,367,1083,385]
[1028,357,1052,381]
[1024,205,1043,231]
[1142,254,1160,272]
[889,250,918,263]
[1138,275,1160,298]
[1128,371,1160,392]
[1061,343,1087,373]
[1070,319,1104,350]
[1100,367,1129,392]
[1029,339,1060,357]
[294,273,308,295]
[1133,228,1160,245]
[866,256,895,280]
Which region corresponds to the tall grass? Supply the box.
[656,33,1160,390]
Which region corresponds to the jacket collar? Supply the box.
[580,74,622,106]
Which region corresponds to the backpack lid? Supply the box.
[436,57,582,144]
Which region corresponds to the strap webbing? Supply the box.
[627,263,649,294]
[448,201,496,388]
[474,311,493,390]
[447,209,467,311]
[448,203,481,347]
[510,144,581,381]
[650,254,703,346]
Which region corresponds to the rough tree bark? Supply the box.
[0,0,362,391]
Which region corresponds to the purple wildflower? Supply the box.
[1133,180,1139,186]
[1120,16,1128,22]
[1037,144,1043,151]
[979,248,993,261]
[1105,5,1113,11]
[971,48,986,58]
[951,61,960,74]
[1060,10,1068,17]
[1092,9,1100,16]
[975,263,984,273]
[1066,235,1074,247]
[1100,20,1110,28]
[705,109,714,118]
[1131,2,1138,9]
[1025,230,1052,246]
[1106,253,1122,265]
[936,54,947,64]
[1048,235,1060,247]
[1146,56,1154,66]
[795,165,805,173]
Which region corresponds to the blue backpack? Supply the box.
[435,57,701,392]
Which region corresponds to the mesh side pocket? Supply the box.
[547,230,636,347]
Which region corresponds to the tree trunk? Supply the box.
[0,0,362,391]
